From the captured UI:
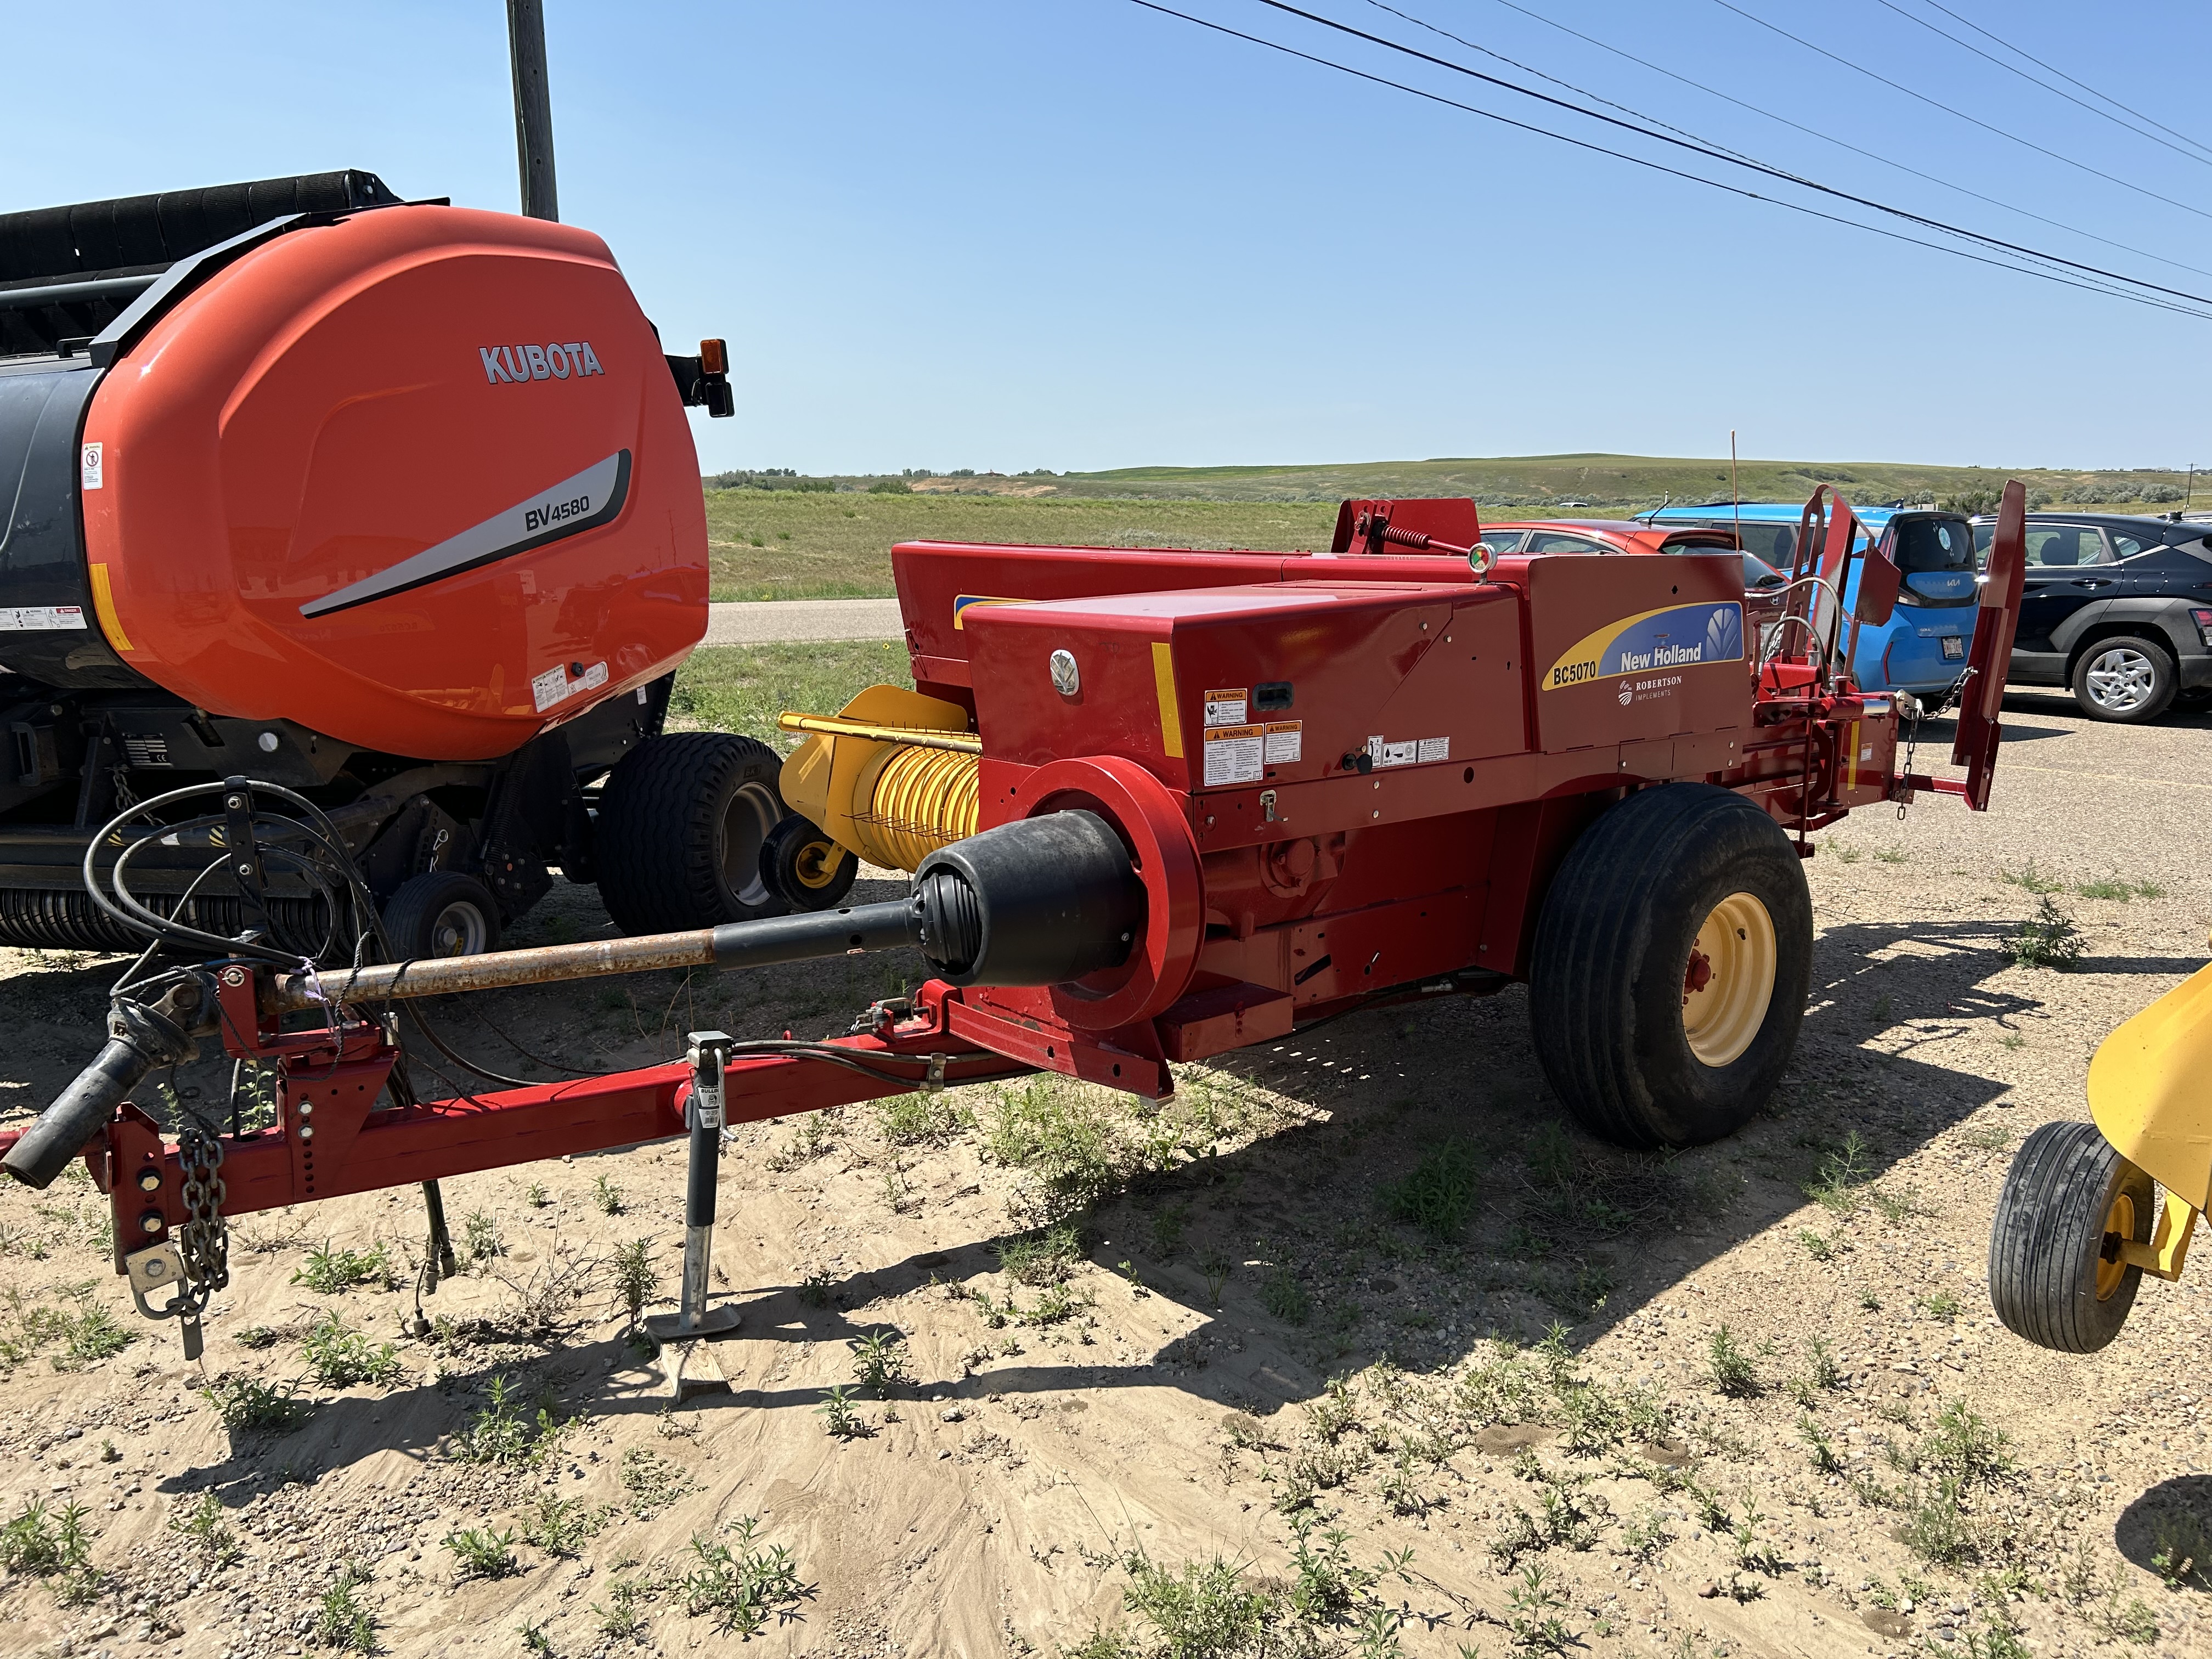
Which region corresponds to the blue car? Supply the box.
[1635,503,1980,699]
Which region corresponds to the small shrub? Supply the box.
[443,1526,518,1580]
[1796,1228,1835,1261]
[292,1240,390,1294]
[592,1578,652,1640]
[454,1373,560,1465]
[875,1092,969,1146]
[2007,895,2085,969]
[982,1076,1127,1218]
[524,1182,551,1209]
[995,1223,1080,1286]
[1262,1267,1311,1326]
[817,1383,866,1439]
[204,1374,314,1435]
[1921,1288,1963,1322]
[520,1494,601,1556]
[1,1497,92,1576]
[676,1517,805,1636]
[1120,1549,1277,1654]
[461,1210,504,1264]
[301,1313,403,1389]
[313,1562,376,1652]
[592,1173,624,1215]
[1804,1132,1869,1212]
[850,1327,909,1396]
[2000,861,2066,895]
[1706,1325,1759,1396]
[1798,1413,1841,1472]
[167,1492,238,1564]
[619,1445,691,1515]
[1380,1137,1483,1240]
[612,1237,654,1332]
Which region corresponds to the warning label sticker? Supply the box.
[0,606,88,632]
[80,443,102,491]
[1262,720,1302,763]
[1204,688,1249,727]
[1366,734,1449,768]
[1202,725,1263,786]
[532,658,608,714]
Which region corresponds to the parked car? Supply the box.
[1968,512,2212,722]
[1475,518,1788,639]
[1637,504,1979,699]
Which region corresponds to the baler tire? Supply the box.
[595,733,791,935]
[1988,1120,2153,1353]
[762,815,859,912]
[1529,782,1812,1149]
[381,871,501,960]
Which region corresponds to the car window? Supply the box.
[1743,554,1786,589]
[1891,516,1976,574]
[2109,530,2155,560]
[1476,529,1527,554]
[1527,532,1605,554]
[2023,525,2112,568]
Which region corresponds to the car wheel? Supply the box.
[2070,636,2176,723]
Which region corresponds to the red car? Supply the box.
[1477,518,1790,637]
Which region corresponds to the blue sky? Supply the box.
[9,1,2208,476]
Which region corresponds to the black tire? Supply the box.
[761,815,859,911]
[1528,783,1813,1148]
[1988,1120,2154,1353]
[2070,635,2177,724]
[595,733,790,935]
[381,871,501,960]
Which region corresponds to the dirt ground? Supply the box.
[1,689,2208,1659]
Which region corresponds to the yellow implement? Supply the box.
[776,685,981,876]
[1990,961,2212,1353]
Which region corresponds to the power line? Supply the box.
[1865,0,2212,172]
[1708,0,2212,225]
[1909,0,2212,167]
[1441,0,2212,286]
[1118,1,2212,322]
[1243,0,2212,310]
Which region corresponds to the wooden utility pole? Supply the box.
[506,0,558,221]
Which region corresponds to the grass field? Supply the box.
[669,640,913,740]
[706,452,2203,599]
[703,492,1336,600]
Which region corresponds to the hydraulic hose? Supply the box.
[3,984,202,1188]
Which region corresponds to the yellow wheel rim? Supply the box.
[792,838,847,890]
[2096,1192,2136,1300]
[1681,891,1778,1068]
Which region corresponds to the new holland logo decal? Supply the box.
[1542,601,1744,690]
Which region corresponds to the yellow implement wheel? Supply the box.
[761,814,858,911]
[1989,1120,2155,1353]
[1681,893,1779,1068]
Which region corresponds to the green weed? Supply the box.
[1380,1137,1483,1240]
[1706,1325,1759,1396]
[2007,895,2085,969]
[167,1492,238,1564]
[849,1327,909,1397]
[591,1173,624,1215]
[443,1526,518,1580]
[301,1312,403,1389]
[313,1562,376,1652]
[675,1516,805,1636]
[454,1374,561,1465]
[292,1240,390,1294]
[204,1374,313,1435]
[611,1237,654,1333]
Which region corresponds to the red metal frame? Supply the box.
[0,489,2025,1275]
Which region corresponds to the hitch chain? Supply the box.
[1894,668,1972,821]
[176,1123,232,1311]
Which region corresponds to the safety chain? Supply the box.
[175,1124,230,1313]
[1894,668,1974,820]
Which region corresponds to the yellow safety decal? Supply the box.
[1152,641,1184,758]
[88,563,134,652]
[1847,720,1860,791]
[952,594,1022,631]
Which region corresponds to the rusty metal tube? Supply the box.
[270,898,921,1012]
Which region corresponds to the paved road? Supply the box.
[704,597,903,645]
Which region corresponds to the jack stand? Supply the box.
[645,1031,740,1401]
[403,1178,460,1338]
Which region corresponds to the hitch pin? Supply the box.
[1259,788,1278,824]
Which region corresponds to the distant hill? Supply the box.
[709,453,2201,512]
[1045,453,2193,511]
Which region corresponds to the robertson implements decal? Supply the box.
[1542,601,1745,690]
